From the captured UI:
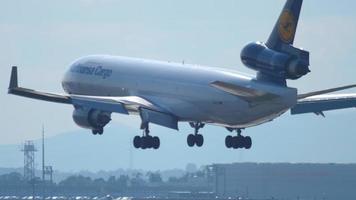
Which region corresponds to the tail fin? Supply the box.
[266,0,303,50]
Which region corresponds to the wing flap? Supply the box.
[71,96,129,114]
[140,108,178,130]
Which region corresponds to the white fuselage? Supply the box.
[61,55,297,128]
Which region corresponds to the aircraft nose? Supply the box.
[61,62,77,93]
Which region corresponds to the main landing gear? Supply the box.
[187,122,205,147]
[133,123,160,150]
[225,128,252,149]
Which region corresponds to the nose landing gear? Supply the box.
[225,129,252,149]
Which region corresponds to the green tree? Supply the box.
[0,172,24,186]
[147,171,162,183]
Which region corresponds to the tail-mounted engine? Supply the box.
[241,42,310,81]
[72,107,111,130]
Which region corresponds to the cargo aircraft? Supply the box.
[8,0,356,150]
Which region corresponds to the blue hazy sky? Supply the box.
[1,0,356,171]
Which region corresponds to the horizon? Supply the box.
[1,128,356,172]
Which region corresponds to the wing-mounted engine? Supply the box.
[241,42,310,81]
[72,107,111,134]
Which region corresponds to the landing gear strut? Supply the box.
[133,122,160,150]
[187,122,205,147]
[225,129,252,149]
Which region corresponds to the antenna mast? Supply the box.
[42,125,45,182]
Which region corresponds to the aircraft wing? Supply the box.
[8,66,179,130]
[291,94,356,116]
[70,95,179,130]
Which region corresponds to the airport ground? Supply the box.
[1,163,356,200]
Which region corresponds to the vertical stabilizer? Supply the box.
[266,0,303,50]
[240,0,309,85]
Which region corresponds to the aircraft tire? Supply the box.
[237,137,245,149]
[244,136,252,149]
[141,136,149,149]
[225,136,233,148]
[153,136,160,149]
[232,137,239,149]
[133,136,141,149]
[187,134,195,147]
[196,134,204,147]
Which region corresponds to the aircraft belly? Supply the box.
[142,90,289,129]
[201,102,289,128]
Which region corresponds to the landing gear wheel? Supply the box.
[225,136,233,148]
[133,122,161,149]
[244,136,252,149]
[147,136,154,148]
[237,137,245,149]
[225,128,253,150]
[232,136,239,149]
[196,134,204,147]
[92,128,104,135]
[133,136,141,149]
[141,140,147,149]
[152,136,160,149]
[141,136,150,149]
[187,134,195,147]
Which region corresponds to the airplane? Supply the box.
[8,0,356,150]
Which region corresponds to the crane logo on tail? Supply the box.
[278,10,296,43]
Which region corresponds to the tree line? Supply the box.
[0,170,211,196]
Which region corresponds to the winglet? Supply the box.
[8,66,18,90]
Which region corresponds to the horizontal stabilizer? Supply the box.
[298,84,356,99]
[291,94,356,115]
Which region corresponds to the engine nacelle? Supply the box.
[286,58,310,80]
[241,42,310,80]
[72,107,111,130]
